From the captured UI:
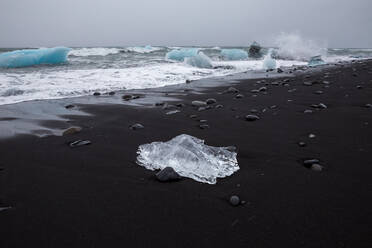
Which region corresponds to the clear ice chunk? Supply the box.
[0,47,70,68]
[262,50,277,70]
[184,52,213,69]
[166,48,200,61]
[308,55,326,67]
[220,49,248,60]
[136,134,239,184]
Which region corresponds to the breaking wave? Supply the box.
[69,48,121,57]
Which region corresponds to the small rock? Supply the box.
[155,102,164,106]
[250,109,258,113]
[365,104,372,108]
[166,110,180,115]
[69,140,92,148]
[271,81,279,86]
[189,114,198,118]
[356,85,363,89]
[0,206,12,212]
[129,123,144,130]
[308,134,316,138]
[215,104,223,109]
[245,115,260,121]
[185,79,192,84]
[192,100,207,107]
[65,104,75,109]
[235,94,244,99]
[304,109,313,114]
[199,119,208,123]
[311,164,323,172]
[132,95,140,99]
[258,86,267,92]
[176,103,185,108]
[314,90,323,95]
[277,68,283,73]
[199,124,210,129]
[303,159,320,166]
[226,87,239,93]
[62,127,82,136]
[270,105,277,109]
[198,107,206,112]
[322,81,330,85]
[108,91,115,95]
[156,167,181,182]
[229,195,240,206]
[206,98,217,104]
[122,94,133,101]
[250,89,259,93]
[93,92,101,96]
[283,79,290,83]
[298,141,306,147]
[303,81,313,86]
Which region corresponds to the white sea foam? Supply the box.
[275,33,327,61]
[68,48,121,57]
[123,46,163,54]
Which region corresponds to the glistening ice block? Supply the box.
[136,134,239,184]
[184,52,213,69]
[0,47,70,68]
[166,48,199,61]
[221,49,248,60]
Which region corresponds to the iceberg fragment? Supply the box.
[262,50,277,70]
[136,134,239,184]
[166,48,200,61]
[248,41,262,58]
[0,47,70,68]
[308,55,326,67]
[220,49,248,60]
[184,52,213,69]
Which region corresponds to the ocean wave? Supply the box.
[122,46,163,54]
[68,48,121,57]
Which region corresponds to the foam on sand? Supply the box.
[136,134,239,184]
[0,47,70,68]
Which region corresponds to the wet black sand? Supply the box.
[1,61,372,247]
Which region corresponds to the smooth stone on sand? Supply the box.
[304,109,313,114]
[251,89,259,93]
[129,123,144,130]
[258,86,267,92]
[199,119,208,123]
[224,87,239,94]
[65,104,75,109]
[62,127,82,136]
[245,115,260,121]
[122,94,133,101]
[235,94,244,99]
[303,159,320,166]
[206,98,217,104]
[156,167,181,182]
[198,107,206,112]
[192,100,207,107]
[277,68,284,73]
[303,82,313,86]
[69,140,92,148]
[215,104,223,109]
[314,90,323,94]
[309,133,316,138]
[311,164,323,172]
[176,103,185,108]
[365,104,372,108]
[166,110,180,115]
[93,92,101,96]
[199,124,210,129]
[229,195,240,206]
[250,109,258,113]
[298,141,307,147]
[189,114,198,118]
[356,85,363,89]
[108,91,115,95]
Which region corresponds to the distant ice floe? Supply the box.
[220,49,248,60]
[69,47,120,57]
[0,47,70,68]
[136,134,239,184]
[308,55,326,67]
[166,48,200,61]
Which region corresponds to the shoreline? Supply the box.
[0,59,372,247]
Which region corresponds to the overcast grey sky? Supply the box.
[0,0,371,48]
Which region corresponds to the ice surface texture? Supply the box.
[308,55,326,67]
[136,134,239,184]
[166,48,200,61]
[262,50,277,70]
[0,47,70,68]
[220,49,248,60]
[184,52,213,69]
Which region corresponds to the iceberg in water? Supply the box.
[262,49,277,70]
[248,41,262,58]
[166,48,200,61]
[184,52,213,69]
[136,134,239,184]
[308,55,326,67]
[220,49,248,60]
[0,47,70,68]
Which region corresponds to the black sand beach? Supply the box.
[1,61,372,247]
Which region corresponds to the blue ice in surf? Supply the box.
[220,49,248,60]
[308,55,326,67]
[185,52,213,69]
[262,50,277,70]
[0,47,70,68]
[166,48,200,61]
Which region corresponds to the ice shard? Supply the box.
[166,48,200,61]
[136,134,239,184]
[308,55,326,67]
[220,49,248,60]
[262,50,277,70]
[184,52,213,69]
[0,47,70,68]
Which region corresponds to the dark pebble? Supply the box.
[199,124,210,129]
[129,123,144,130]
[245,115,260,121]
[229,195,240,206]
[215,104,223,109]
[65,104,75,109]
[108,91,115,95]
[189,114,198,118]
[122,94,133,101]
[93,92,101,96]
[303,159,320,167]
[192,100,207,107]
[69,140,92,148]
[298,142,307,147]
[235,94,244,99]
[156,167,181,182]
[206,98,217,104]
[277,68,283,73]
